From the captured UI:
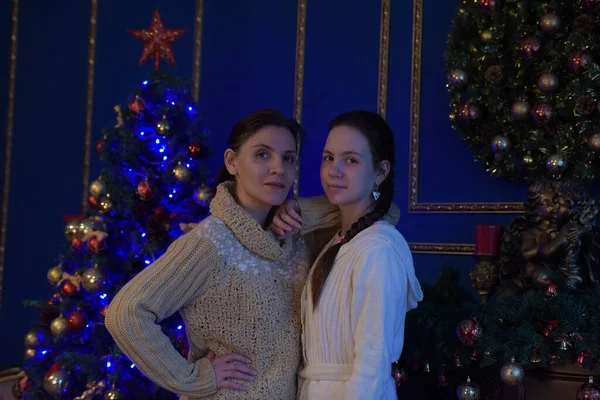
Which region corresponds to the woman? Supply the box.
[105,109,338,399]
[275,111,423,399]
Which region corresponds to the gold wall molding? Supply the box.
[193,0,204,102]
[407,0,524,214]
[81,0,98,215]
[0,0,19,312]
[293,0,307,196]
[409,242,475,256]
[378,0,390,119]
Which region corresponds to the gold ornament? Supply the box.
[538,72,559,93]
[448,69,467,88]
[546,154,566,172]
[511,101,530,120]
[43,368,69,397]
[79,217,106,237]
[156,117,172,136]
[491,135,511,152]
[540,13,561,34]
[522,154,534,165]
[24,329,43,348]
[105,386,124,400]
[589,133,600,152]
[24,348,37,359]
[74,380,107,400]
[193,186,215,207]
[99,197,114,214]
[500,357,525,385]
[530,348,541,363]
[456,376,480,400]
[47,265,63,285]
[481,29,493,43]
[82,267,106,294]
[173,163,192,182]
[89,179,105,197]
[64,220,82,241]
[50,315,69,337]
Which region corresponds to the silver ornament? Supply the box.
[82,267,106,294]
[546,154,566,172]
[79,217,106,236]
[538,72,559,93]
[491,135,511,152]
[99,197,114,214]
[193,186,215,207]
[448,69,467,88]
[43,368,69,397]
[156,118,172,136]
[173,163,192,183]
[89,179,105,197]
[65,220,82,240]
[500,357,525,385]
[457,376,480,400]
[540,13,561,34]
[589,133,600,152]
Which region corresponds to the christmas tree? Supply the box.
[392,0,600,398]
[445,0,600,181]
[14,71,214,399]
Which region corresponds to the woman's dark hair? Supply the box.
[217,108,303,184]
[311,110,396,308]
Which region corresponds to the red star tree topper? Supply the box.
[129,9,187,69]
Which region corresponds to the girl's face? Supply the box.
[224,126,298,213]
[320,125,380,206]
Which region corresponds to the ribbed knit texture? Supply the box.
[106,182,316,399]
[298,222,423,400]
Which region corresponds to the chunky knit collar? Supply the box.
[210,181,293,261]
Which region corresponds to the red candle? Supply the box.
[474,224,504,256]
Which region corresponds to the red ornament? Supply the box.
[520,37,541,59]
[95,139,105,156]
[458,102,481,122]
[532,103,553,125]
[137,181,155,201]
[392,365,405,388]
[457,319,483,346]
[545,283,558,296]
[45,363,61,378]
[543,320,559,337]
[438,370,448,387]
[88,237,106,254]
[60,280,79,297]
[575,351,590,368]
[67,310,87,332]
[569,50,592,73]
[88,196,99,208]
[71,237,84,252]
[129,97,146,114]
[479,0,500,12]
[584,0,600,8]
[129,9,187,69]
[576,376,600,400]
[187,141,203,159]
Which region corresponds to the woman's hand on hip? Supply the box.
[207,351,258,392]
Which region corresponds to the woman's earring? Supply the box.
[372,184,381,201]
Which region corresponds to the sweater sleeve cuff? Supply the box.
[196,357,218,397]
[296,196,340,235]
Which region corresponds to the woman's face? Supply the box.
[225,126,298,212]
[320,125,380,206]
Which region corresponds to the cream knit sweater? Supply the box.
[105,182,339,399]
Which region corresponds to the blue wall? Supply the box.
[0,0,527,369]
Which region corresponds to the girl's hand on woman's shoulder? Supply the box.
[271,199,303,239]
